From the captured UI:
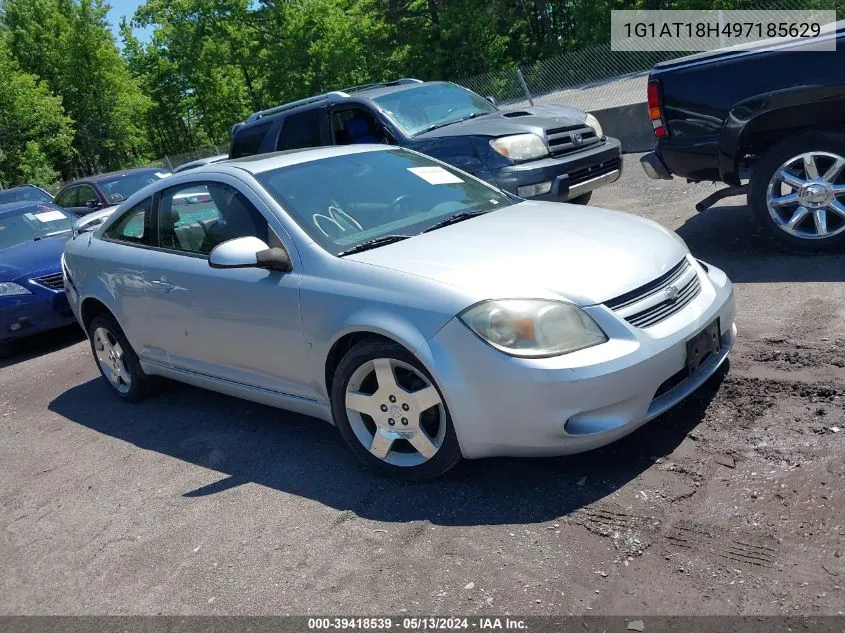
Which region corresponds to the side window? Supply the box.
[104,198,151,245]
[332,107,387,145]
[157,182,268,256]
[276,109,323,151]
[55,187,78,208]
[230,121,272,159]
[78,185,99,207]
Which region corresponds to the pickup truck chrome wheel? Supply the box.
[344,357,446,468]
[766,151,845,240]
[93,326,132,394]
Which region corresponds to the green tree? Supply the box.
[2,0,152,174]
[0,42,73,187]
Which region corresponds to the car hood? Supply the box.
[0,232,69,281]
[413,104,588,139]
[347,201,688,306]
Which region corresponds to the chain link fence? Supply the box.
[147,144,230,172]
[457,45,684,111]
[454,2,839,112]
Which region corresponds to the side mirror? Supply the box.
[86,199,102,210]
[209,236,292,273]
[485,95,497,107]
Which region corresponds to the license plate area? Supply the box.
[686,318,721,375]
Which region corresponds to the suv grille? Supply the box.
[546,125,600,156]
[604,259,701,328]
[569,157,621,186]
[34,272,65,290]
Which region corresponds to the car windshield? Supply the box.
[256,148,514,255]
[373,84,497,136]
[0,186,52,205]
[98,171,170,204]
[0,204,73,251]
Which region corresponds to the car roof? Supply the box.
[174,154,230,172]
[203,144,390,175]
[1,184,41,192]
[62,167,166,187]
[0,200,61,214]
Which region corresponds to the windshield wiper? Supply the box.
[337,234,413,256]
[422,209,490,233]
[413,112,486,137]
[33,229,71,241]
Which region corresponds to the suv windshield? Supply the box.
[99,170,170,204]
[0,204,73,251]
[256,148,513,255]
[0,186,53,205]
[374,83,497,136]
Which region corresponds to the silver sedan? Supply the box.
[62,145,735,479]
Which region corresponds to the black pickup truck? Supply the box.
[641,25,845,251]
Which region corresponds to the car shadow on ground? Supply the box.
[49,363,727,526]
[0,325,85,370]
[676,203,845,283]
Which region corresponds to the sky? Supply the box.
[105,0,151,43]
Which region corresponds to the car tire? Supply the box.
[748,131,845,252]
[330,340,462,480]
[88,313,154,402]
[569,192,592,205]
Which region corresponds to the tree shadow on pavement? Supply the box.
[0,325,85,370]
[676,203,845,283]
[49,363,727,527]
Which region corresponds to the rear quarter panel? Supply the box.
[64,233,148,348]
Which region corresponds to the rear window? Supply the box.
[231,121,272,159]
[277,110,323,151]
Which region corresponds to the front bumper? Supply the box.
[0,291,75,343]
[494,137,622,201]
[421,258,735,459]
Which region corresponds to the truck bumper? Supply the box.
[494,137,622,201]
[641,151,673,180]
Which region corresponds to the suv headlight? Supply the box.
[459,299,607,358]
[0,282,32,297]
[490,134,548,161]
[585,113,604,138]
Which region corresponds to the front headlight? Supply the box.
[0,282,32,297]
[490,134,548,161]
[585,113,604,138]
[459,299,608,358]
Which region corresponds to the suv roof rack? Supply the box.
[243,78,424,123]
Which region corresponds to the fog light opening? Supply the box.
[517,181,552,198]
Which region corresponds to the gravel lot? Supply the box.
[2,154,845,616]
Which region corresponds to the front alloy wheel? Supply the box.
[331,341,461,479]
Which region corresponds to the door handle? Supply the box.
[149,279,176,292]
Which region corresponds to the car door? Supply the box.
[76,184,103,215]
[54,186,80,214]
[141,175,313,399]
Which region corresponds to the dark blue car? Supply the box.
[0,201,77,349]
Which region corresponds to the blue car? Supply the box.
[0,201,77,349]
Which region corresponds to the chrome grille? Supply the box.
[546,125,600,156]
[34,272,65,290]
[605,259,701,328]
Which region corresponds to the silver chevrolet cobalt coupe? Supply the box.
[63,145,735,479]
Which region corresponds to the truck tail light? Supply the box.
[647,80,667,139]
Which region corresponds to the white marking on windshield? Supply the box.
[407,166,464,185]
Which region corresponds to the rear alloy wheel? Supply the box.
[750,132,845,251]
[88,314,153,402]
[331,341,461,479]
